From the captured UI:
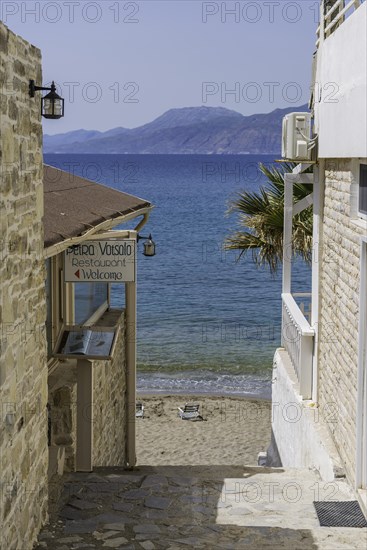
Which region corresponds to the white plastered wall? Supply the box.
[314,2,367,159]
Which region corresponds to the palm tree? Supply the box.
[224,162,313,274]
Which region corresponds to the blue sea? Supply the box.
[44,154,311,399]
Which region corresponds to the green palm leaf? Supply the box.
[225,162,313,274]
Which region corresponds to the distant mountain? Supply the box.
[44,129,102,150]
[44,104,309,155]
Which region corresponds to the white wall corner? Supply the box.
[271,348,345,482]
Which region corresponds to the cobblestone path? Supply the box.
[35,465,367,549]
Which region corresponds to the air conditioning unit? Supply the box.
[282,112,312,161]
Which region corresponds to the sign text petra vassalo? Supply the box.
[64,240,136,283]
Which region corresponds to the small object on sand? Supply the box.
[258,451,267,466]
[178,403,203,421]
[136,402,144,418]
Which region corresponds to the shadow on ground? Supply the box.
[34,464,324,549]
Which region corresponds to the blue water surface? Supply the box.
[44,154,311,398]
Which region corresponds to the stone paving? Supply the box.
[35,465,367,550]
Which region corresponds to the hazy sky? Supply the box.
[2,1,320,134]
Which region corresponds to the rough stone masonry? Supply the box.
[0,21,48,550]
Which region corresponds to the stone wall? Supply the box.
[48,311,127,470]
[0,22,48,549]
[93,312,127,467]
[318,159,365,485]
[48,363,77,472]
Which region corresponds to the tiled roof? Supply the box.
[43,165,151,248]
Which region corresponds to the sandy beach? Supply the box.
[136,394,272,466]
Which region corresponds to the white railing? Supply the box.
[282,293,315,399]
[316,0,364,46]
[293,292,312,324]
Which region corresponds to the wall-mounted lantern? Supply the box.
[138,234,156,257]
[29,80,65,119]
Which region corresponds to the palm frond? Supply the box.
[224,161,313,274]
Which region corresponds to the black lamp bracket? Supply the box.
[29,80,56,98]
[137,234,153,242]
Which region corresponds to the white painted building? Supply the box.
[270,0,367,515]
